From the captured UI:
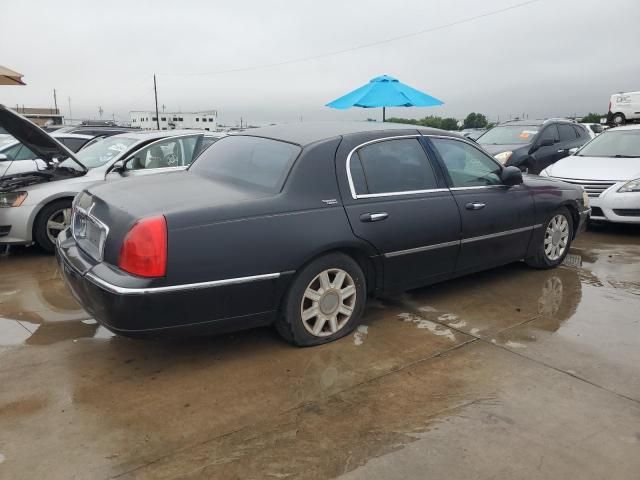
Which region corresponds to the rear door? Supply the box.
[428,136,535,275]
[556,123,583,161]
[337,133,461,291]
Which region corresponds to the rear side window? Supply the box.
[60,137,90,152]
[558,124,577,141]
[349,138,438,196]
[190,135,300,193]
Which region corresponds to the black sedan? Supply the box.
[57,122,590,346]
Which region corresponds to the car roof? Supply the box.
[232,121,461,146]
[51,132,94,139]
[106,129,225,141]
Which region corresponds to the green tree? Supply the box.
[463,112,488,129]
[440,117,459,131]
[580,113,604,123]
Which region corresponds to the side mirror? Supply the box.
[568,147,578,155]
[501,166,523,186]
[0,153,8,161]
[539,138,555,147]
[111,159,126,173]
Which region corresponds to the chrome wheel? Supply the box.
[46,207,71,245]
[544,214,569,261]
[301,268,356,337]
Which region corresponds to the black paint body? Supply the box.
[57,123,589,337]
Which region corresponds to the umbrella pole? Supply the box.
[382,107,386,123]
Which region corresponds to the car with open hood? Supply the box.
[541,125,640,223]
[56,121,590,346]
[0,105,223,252]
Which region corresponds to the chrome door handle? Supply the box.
[360,212,388,222]
[557,149,567,153]
[465,202,486,210]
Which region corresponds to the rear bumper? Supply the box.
[56,229,290,336]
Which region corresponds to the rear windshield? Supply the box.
[478,125,540,145]
[190,135,301,193]
[577,129,640,158]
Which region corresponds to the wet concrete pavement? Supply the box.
[0,225,639,479]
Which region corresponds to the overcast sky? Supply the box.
[1,0,639,126]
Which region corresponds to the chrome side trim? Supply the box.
[460,226,535,244]
[346,134,424,199]
[449,185,508,191]
[383,224,541,258]
[355,188,449,199]
[85,271,283,295]
[385,240,460,258]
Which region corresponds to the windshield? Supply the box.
[190,135,301,193]
[478,125,540,145]
[577,129,640,158]
[59,136,137,169]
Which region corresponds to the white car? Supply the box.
[541,125,640,224]
[579,123,606,139]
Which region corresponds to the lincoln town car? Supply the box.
[55,122,590,346]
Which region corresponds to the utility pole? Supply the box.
[153,74,160,130]
[53,89,58,112]
[68,97,72,124]
[98,106,104,119]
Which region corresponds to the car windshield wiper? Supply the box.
[613,154,640,158]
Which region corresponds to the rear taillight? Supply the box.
[118,216,167,277]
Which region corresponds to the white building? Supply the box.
[130,110,218,131]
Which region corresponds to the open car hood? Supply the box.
[0,104,87,172]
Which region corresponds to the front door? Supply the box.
[428,136,535,275]
[338,135,461,291]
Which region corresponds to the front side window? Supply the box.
[558,124,577,141]
[126,135,200,170]
[349,138,438,196]
[431,138,502,187]
[190,135,300,193]
[539,125,559,143]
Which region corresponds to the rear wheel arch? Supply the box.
[288,244,379,296]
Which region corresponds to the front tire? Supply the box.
[612,113,626,126]
[526,207,573,269]
[276,253,366,346]
[33,199,72,253]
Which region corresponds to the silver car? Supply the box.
[0,105,224,252]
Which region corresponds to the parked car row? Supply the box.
[0,105,223,252]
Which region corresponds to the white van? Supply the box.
[608,91,640,125]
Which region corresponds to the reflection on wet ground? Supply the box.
[0,225,639,479]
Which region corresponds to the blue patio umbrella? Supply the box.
[326,75,443,122]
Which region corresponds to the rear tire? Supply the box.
[526,207,573,269]
[33,199,72,253]
[275,253,366,346]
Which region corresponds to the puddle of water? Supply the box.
[353,325,368,346]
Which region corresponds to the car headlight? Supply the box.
[0,191,28,207]
[582,189,590,208]
[494,151,513,164]
[617,178,640,193]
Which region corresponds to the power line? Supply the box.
[162,0,541,77]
